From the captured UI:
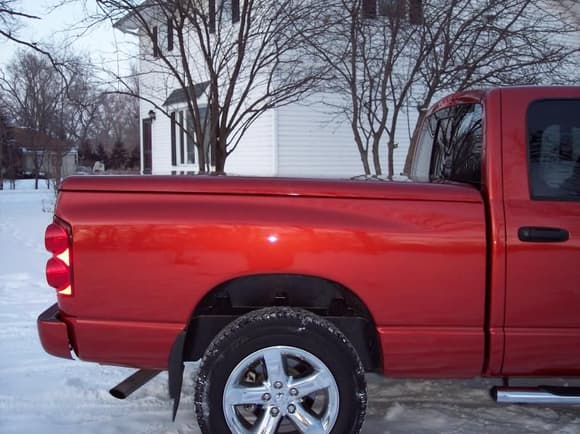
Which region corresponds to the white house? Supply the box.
[114,0,579,179]
[113,0,426,178]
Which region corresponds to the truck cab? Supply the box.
[410,87,580,376]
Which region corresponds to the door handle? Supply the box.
[518,227,570,243]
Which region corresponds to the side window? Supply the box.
[378,0,402,17]
[527,99,580,201]
[170,110,198,166]
[170,112,177,166]
[408,0,424,25]
[430,103,483,185]
[167,19,174,52]
[152,26,160,58]
[429,107,452,181]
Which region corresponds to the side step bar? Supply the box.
[110,369,161,399]
[492,386,580,405]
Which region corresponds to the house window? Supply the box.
[170,112,177,165]
[152,26,160,58]
[232,0,240,24]
[378,0,400,17]
[362,0,377,18]
[167,19,174,52]
[362,0,424,24]
[409,0,424,25]
[216,0,240,27]
[209,0,216,33]
[171,110,197,166]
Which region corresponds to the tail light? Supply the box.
[45,222,73,296]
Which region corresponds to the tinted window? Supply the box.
[430,103,483,185]
[528,99,580,201]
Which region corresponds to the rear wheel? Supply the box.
[194,307,367,433]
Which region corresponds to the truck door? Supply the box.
[503,92,580,375]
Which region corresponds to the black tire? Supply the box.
[194,307,367,434]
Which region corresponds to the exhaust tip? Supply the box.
[109,369,161,400]
[109,387,128,400]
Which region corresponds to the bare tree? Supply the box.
[0,0,66,66]
[0,52,58,188]
[83,91,139,170]
[403,0,580,174]
[313,0,579,179]
[96,0,328,173]
[93,92,139,150]
[0,107,21,190]
[1,1,42,49]
[309,0,436,177]
[0,50,100,187]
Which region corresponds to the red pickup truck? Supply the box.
[38,86,580,433]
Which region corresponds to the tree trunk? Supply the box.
[34,154,40,190]
[197,142,206,174]
[372,139,383,176]
[215,139,227,174]
[54,151,63,188]
[387,142,395,181]
[6,147,15,189]
[357,152,370,175]
[352,132,371,175]
[0,145,3,190]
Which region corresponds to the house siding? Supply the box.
[277,96,418,178]
[138,52,174,174]
[225,110,275,176]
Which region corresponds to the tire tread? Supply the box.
[195,306,367,434]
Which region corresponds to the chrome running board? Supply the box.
[492,386,580,405]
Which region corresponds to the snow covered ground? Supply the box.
[2,180,580,433]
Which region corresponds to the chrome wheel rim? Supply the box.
[223,345,339,434]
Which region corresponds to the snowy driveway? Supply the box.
[1,183,580,433]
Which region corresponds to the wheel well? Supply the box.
[183,274,383,372]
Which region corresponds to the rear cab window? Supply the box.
[411,103,483,186]
[527,99,580,201]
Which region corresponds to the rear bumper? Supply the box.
[38,303,183,369]
[37,303,74,360]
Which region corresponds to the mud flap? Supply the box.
[168,331,186,421]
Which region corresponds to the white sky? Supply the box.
[0,0,134,76]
